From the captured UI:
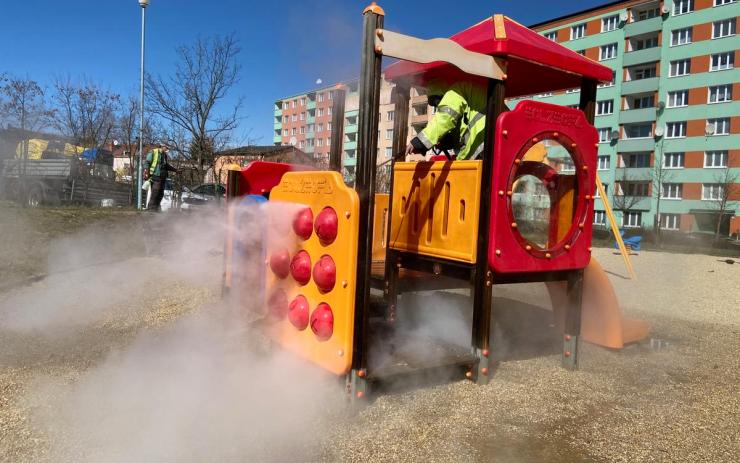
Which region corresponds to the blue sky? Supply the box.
[0,0,606,145]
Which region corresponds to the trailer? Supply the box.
[224,4,648,399]
[1,157,132,207]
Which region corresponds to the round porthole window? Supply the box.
[508,134,583,257]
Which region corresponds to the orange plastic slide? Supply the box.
[547,258,649,349]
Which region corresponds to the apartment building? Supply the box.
[273,77,400,182]
[274,0,738,235]
[524,0,739,235]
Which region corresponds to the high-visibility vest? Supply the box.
[417,82,487,160]
[149,149,160,175]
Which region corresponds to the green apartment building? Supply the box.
[525,0,739,236]
[274,0,738,236]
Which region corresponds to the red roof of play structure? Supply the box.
[384,15,614,97]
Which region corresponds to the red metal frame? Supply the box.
[488,101,596,273]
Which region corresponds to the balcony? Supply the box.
[307,116,315,124]
[273,134,282,144]
[619,107,657,124]
[344,141,357,150]
[616,137,656,152]
[274,108,282,117]
[621,77,659,95]
[411,95,428,106]
[305,131,315,139]
[622,47,661,67]
[624,16,662,37]
[274,121,282,130]
[411,114,428,126]
[307,100,316,110]
[345,123,358,133]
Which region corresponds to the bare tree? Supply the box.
[50,77,120,156]
[114,94,156,194]
[707,167,738,242]
[650,147,675,245]
[613,167,647,228]
[0,75,53,203]
[146,34,244,184]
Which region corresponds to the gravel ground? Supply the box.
[1,247,738,462]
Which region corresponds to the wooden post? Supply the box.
[597,174,636,279]
[471,77,507,384]
[350,2,384,400]
[329,86,347,172]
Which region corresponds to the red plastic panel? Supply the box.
[489,101,596,273]
[233,161,314,197]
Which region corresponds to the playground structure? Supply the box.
[224,4,648,397]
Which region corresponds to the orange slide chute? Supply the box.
[547,258,649,349]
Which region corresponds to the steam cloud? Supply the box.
[0,204,342,462]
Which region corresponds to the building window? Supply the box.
[544,31,557,41]
[571,23,586,40]
[598,155,610,170]
[317,108,324,117]
[596,99,614,115]
[711,52,735,71]
[593,210,607,225]
[301,97,306,106]
[598,71,617,88]
[708,118,730,135]
[317,123,323,132]
[600,43,618,60]
[673,0,694,15]
[624,153,650,168]
[631,95,655,109]
[669,59,691,76]
[664,152,685,168]
[635,36,659,50]
[328,92,333,100]
[300,112,305,121]
[282,129,288,136]
[595,183,609,198]
[702,183,724,200]
[292,114,297,122]
[714,0,735,5]
[385,147,392,157]
[385,129,393,140]
[292,100,297,108]
[598,128,612,143]
[327,122,332,131]
[637,7,660,20]
[283,115,288,123]
[661,214,680,230]
[666,122,687,138]
[387,111,394,121]
[300,126,305,134]
[623,212,642,228]
[708,84,732,103]
[566,88,580,94]
[712,19,736,38]
[318,93,324,103]
[661,183,683,199]
[705,150,728,167]
[602,15,619,32]
[633,66,656,80]
[667,90,689,107]
[291,127,297,135]
[671,27,693,46]
[624,124,652,138]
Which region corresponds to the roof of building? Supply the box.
[384,15,613,97]
[216,145,315,165]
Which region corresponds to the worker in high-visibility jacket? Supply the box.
[143,144,178,211]
[405,81,488,160]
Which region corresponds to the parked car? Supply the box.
[148,181,225,211]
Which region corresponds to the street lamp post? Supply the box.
[137,0,149,209]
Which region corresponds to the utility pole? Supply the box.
[137,0,149,209]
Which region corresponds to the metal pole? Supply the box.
[137,3,147,209]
